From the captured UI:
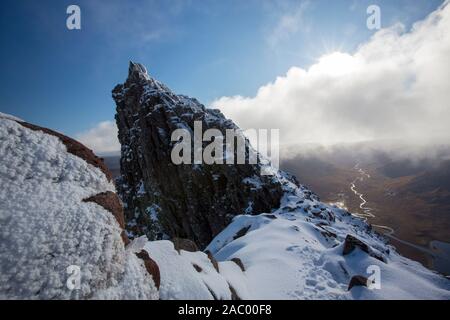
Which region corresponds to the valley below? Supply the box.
[281,144,450,276]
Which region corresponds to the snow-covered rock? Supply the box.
[0,113,158,300]
[144,240,245,300]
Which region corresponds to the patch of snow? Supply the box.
[146,204,161,222]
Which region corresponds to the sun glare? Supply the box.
[310,52,359,76]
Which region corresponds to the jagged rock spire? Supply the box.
[113,62,291,248]
[129,61,148,76]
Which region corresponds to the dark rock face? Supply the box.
[231,258,246,272]
[229,285,241,300]
[205,251,220,272]
[343,234,387,263]
[348,275,368,291]
[172,238,199,252]
[113,62,287,248]
[343,235,370,255]
[136,250,161,289]
[233,226,251,240]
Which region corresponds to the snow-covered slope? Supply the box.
[0,113,158,299]
[205,172,450,299]
[143,167,450,300]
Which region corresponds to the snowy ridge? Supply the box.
[0,115,158,299]
[205,171,450,299]
[0,112,23,122]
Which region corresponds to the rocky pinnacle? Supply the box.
[113,62,291,248]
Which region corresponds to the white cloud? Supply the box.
[212,1,450,148]
[76,121,120,155]
[267,1,310,47]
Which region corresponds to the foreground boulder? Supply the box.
[348,275,368,291]
[0,113,158,299]
[113,62,288,248]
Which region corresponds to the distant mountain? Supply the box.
[405,160,450,193]
[377,159,430,179]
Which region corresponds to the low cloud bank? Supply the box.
[76,121,120,156]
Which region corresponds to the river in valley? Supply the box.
[342,164,450,277]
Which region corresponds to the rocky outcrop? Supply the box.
[343,235,387,263]
[135,250,161,289]
[113,62,290,248]
[172,238,199,252]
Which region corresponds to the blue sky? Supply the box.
[0,0,444,137]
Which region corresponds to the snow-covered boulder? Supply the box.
[144,240,246,300]
[0,113,158,300]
